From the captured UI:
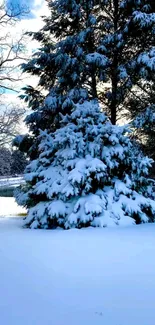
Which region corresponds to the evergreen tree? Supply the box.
[21,0,155,123]
[131,101,155,161]
[19,100,155,229]
[11,150,27,175]
[127,81,155,161]
[97,0,155,125]
[16,0,155,159]
[0,147,12,176]
[15,0,155,228]
[16,0,108,157]
[0,148,27,176]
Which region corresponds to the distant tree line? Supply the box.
[0,148,27,176]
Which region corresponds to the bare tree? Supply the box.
[0,1,28,94]
[0,103,25,146]
[0,2,28,147]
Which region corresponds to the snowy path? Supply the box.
[0,212,155,325]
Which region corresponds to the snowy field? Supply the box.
[0,198,155,325]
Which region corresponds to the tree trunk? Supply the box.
[86,1,97,99]
[110,0,119,125]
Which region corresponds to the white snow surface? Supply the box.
[0,198,155,324]
[0,197,26,216]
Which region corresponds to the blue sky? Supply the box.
[7,0,45,18]
[1,0,47,102]
[1,0,48,103]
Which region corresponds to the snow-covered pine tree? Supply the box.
[19,100,155,229]
[96,0,155,125]
[96,0,155,161]
[128,83,155,161]
[16,0,155,160]
[17,0,105,158]
[15,0,155,228]
[131,102,155,161]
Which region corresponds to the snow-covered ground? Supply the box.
[0,197,26,216]
[0,197,155,325]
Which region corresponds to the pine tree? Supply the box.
[131,100,155,161]
[96,0,155,124]
[19,100,155,229]
[15,0,155,228]
[17,0,155,158]
[11,150,27,175]
[0,147,11,176]
[96,0,155,159]
[16,0,108,157]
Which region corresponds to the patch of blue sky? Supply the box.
[6,0,44,19]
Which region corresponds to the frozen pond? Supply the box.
[0,197,27,216]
